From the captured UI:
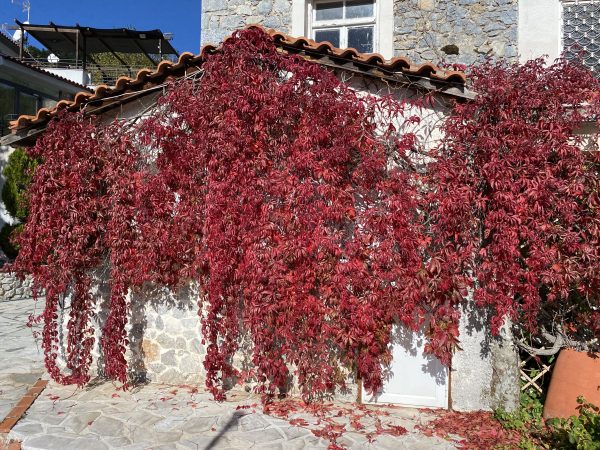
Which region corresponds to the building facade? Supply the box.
[202,0,600,72]
[2,26,523,412]
[0,32,91,244]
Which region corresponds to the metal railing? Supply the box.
[19,58,153,86]
[87,65,152,86]
[19,57,83,69]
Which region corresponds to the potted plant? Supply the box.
[515,291,599,419]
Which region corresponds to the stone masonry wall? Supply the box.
[0,272,34,301]
[201,0,519,66]
[202,0,293,47]
[394,0,518,65]
[81,283,512,409]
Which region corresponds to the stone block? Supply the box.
[61,411,101,433]
[157,333,176,348]
[221,14,246,30]
[257,0,273,15]
[178,416,216,433]
[22,435,109,450]
[418,0,435,11]
[203,0,224,12]
[87,416,125,437]
[239,413,270,431]
[263,16,283,29]
[273,0,289,14]
[175,336,187,350]
[161,349,177,366]
[236,4,254,15]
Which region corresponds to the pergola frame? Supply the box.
[15,20,179,70]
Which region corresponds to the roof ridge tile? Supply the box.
[9,24,467,132]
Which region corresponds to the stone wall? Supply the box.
[202,0,293,47]
[0,271,34,301]
[72,265,517,410]
[201,0,519,66]
[85,285,515,409]
[394,0,518,65]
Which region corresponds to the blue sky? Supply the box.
[0,0,202,54]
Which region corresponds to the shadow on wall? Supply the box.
[129,283,197,384]
[386,324,447,386]
[461,300,493,359]
[87,276,202,385]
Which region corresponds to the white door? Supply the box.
[366,325,448,408]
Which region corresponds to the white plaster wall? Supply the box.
[44,68,90,86]
[518,0,562,63]
[451,302,520,412]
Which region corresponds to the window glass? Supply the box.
[348,26,374,53]
[315,2,343,21]
[19,92,38,116]
[346,0,375,19]
[315,29,341,47]
[0,83,16,135]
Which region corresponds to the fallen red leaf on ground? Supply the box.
[417,410,521,449]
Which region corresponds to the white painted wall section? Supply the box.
[518,0,562,63]
[291,0,307,36]
[378,0,394,59]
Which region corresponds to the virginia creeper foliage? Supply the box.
[14,28,427,398]
[427,58,600,351]
[12,28,599,400]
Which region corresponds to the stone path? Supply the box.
[10,383,457,449]
[0,298,45,424]
[0,300,458,449]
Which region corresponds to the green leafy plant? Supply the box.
[494,390,547,448]
[495,390,545,431]
[548,397,600,450]
[496,390,600,449]
[1,147,37,258]
[0,224,22,260]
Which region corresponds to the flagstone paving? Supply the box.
[1,299,458,449]
[0,298,45,424]
[10,383,458,449]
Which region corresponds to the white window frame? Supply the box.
[291,0,394,58]
[308,0,378,52]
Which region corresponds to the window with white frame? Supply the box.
[563,0,600,72]
[309,0,377,54]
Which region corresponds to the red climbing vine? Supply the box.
[11,27,600,401]
[13,28,428,398]
[425,58,600,355]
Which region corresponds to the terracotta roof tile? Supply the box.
[9,25,468,133]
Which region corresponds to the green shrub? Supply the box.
[0,223,22,259]
[2,147,36,221]
[548,397,600,450]
[495,390,546,448]
[1,148,36,258]
[495,392,600,450]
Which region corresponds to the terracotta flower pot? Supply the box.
[543,348,600,419]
